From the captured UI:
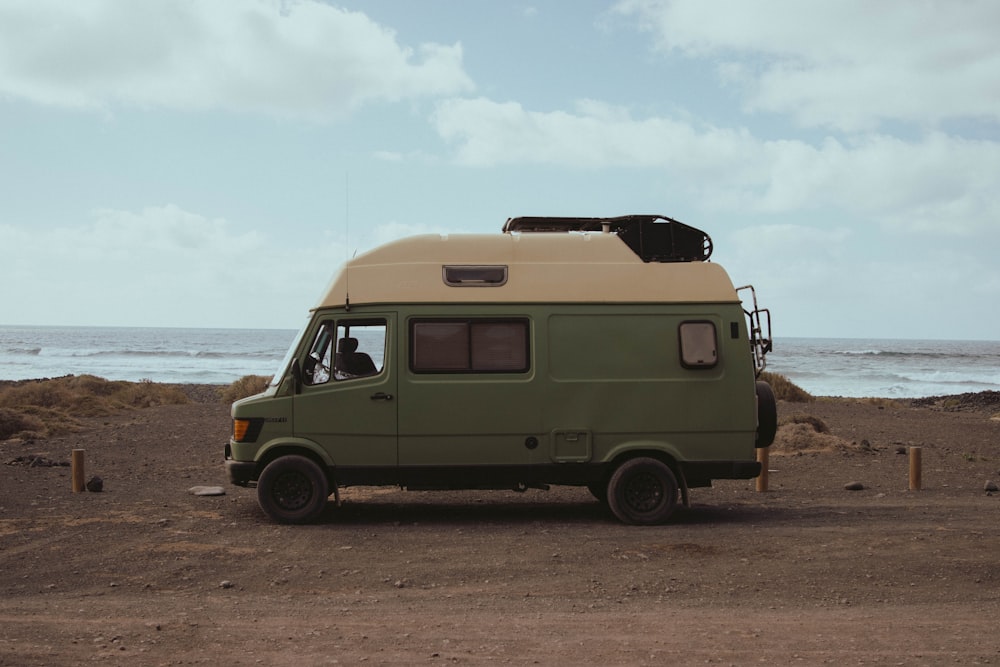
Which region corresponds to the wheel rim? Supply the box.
[271,471,313,511]
[622,471,664,513]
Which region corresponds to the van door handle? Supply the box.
[370,392,394,401]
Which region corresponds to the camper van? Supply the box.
[225,215,775,525]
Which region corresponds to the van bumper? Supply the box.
[682,460,762,486]
[224,445,258,487]
[732,460,762,478]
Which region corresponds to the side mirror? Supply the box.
[290,358,302,394]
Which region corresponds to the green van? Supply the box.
[225,215,775,525]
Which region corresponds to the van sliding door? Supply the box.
[398,316,541,482]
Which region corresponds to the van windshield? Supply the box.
[269,322,309,387]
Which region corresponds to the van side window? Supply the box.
[411,319,529,373]
[302,320,386,385]
[679,321,718,369]
[334,321,386,380]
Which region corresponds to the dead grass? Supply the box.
[0,375,188,441]
[771,412,858,455]
[760,371,813,402]
[219,375,271,403]
[780,413,830,433]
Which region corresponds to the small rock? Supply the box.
[844,481,865,491]
[188,486,226,496]
[86,476,103,492]
[985,480,999,493]
[219,580,233,589]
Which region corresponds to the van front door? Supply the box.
[294,315,398,482]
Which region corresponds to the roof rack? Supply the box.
[502,214,713,263]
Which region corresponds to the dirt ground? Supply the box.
[2,390,1000,665]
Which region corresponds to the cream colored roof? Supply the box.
[315,232,738,309]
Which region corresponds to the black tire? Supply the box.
[606,457,679,525]
[756,380,778,448]
[257,455,329,524]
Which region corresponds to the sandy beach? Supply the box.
[2,383,999,664]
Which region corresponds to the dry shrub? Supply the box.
[770,413,858,455]
[0,407,46,441]
[67,374,120,396]
[0,376,188,414]
[220,375,271,403]
[780,414,830,433]
[0,375,189,441]
[759,371,813,402]
[1,381,70,409]
[772,423,850,455]
[115,379,189,409]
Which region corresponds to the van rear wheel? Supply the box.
[257,455,328,524]
[607,457,679,525]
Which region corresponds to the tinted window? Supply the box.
[411,319,529,373]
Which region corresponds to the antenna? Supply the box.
[344,171,351,311]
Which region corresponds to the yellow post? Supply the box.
[756,447,769,492]
[909,446,922,491]
[71,449,86,493]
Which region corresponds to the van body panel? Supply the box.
[227,393,294,463]
[254,438,335,468]
[550,430,592,462]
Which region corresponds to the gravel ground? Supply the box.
[2,391,1000,665]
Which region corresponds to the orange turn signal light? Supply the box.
[233,419,250,442]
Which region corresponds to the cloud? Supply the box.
[432,98,1000,234]
[721,224,853,302]
[0,205,457,327]
[719,222,1000,339]
[0,0,473,118]
[433,97,734,168]
[614,0,1000,131]
[0,205,341,327]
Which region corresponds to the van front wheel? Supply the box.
[257,455,328,524]
[607,458,678,525]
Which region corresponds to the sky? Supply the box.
[1,0,998,340]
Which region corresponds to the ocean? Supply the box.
[766,337,1000,398]
[0,325,297,386]
[0,326,997,398]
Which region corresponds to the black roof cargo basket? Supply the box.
[502,214,713,263]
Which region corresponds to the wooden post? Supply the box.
[71,449,86,493]
[756,447,769,492]
[909,446,922,491]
